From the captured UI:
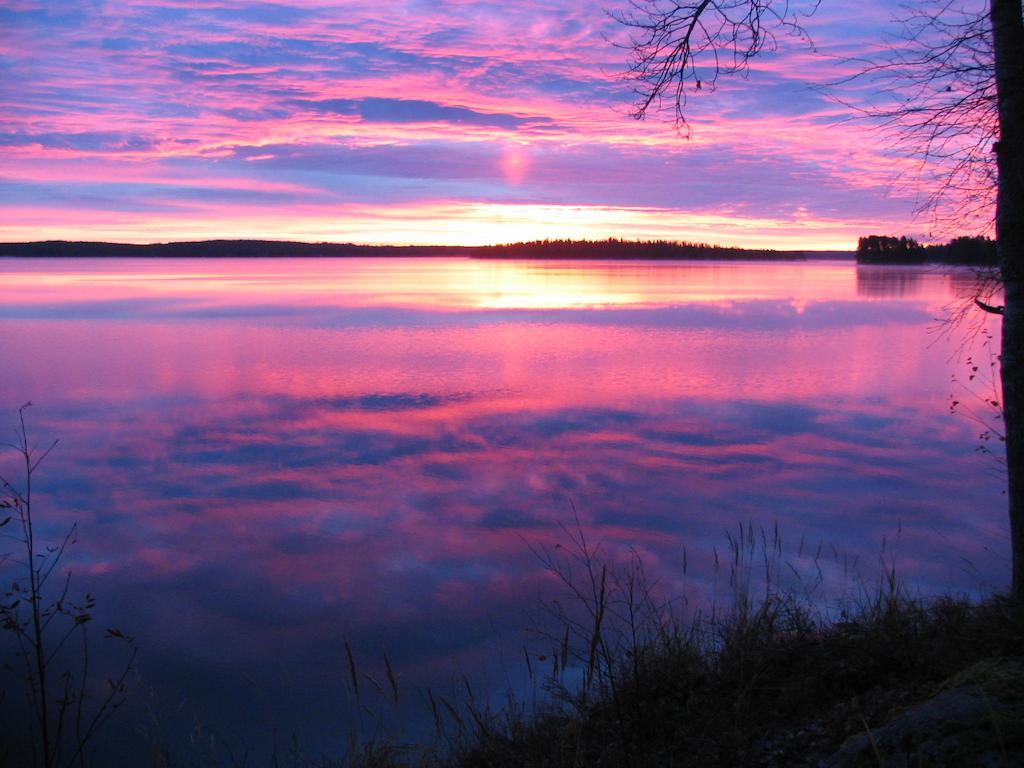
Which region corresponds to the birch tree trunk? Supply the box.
[990,0,1024,597]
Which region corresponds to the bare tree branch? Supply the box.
[610,0,820,134]
[837,1,998,235]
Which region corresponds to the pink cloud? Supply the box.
[1,0,984,244]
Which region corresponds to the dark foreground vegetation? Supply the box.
[287,530,1024,768]
[856,235,998,266]
[356,526,1023,768]
[443,596,1024,768]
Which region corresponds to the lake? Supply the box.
[0,256,1008,760]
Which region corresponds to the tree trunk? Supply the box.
[990,0,1024,598]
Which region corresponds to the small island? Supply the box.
[856,234,997,266]
[465,238,832,260]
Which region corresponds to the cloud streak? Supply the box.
[0,0,975,245]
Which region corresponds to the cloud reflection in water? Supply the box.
[0,257,1006,757]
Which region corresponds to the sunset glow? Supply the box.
[0,255,1007,759]
[0,0,959,246]
[0,2,1014,760]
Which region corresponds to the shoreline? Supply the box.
[0,239,852,261]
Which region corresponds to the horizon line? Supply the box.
[0,237,858,252]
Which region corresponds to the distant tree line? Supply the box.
[3,237,999,264]
[467,238,807,260]
[856,235,998,265]
[1,238,830,260]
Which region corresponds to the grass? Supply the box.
[420,524,1024,768]
[117,575,1024,768]
[205,521,1014,768]
[450,595,1023,767]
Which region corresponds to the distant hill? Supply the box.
[0,240,463,258]
[856,235,998,266]
[0,238,850,260]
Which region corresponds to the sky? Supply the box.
[0,0,987,248]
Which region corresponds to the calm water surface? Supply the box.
[0,257,1008,758]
